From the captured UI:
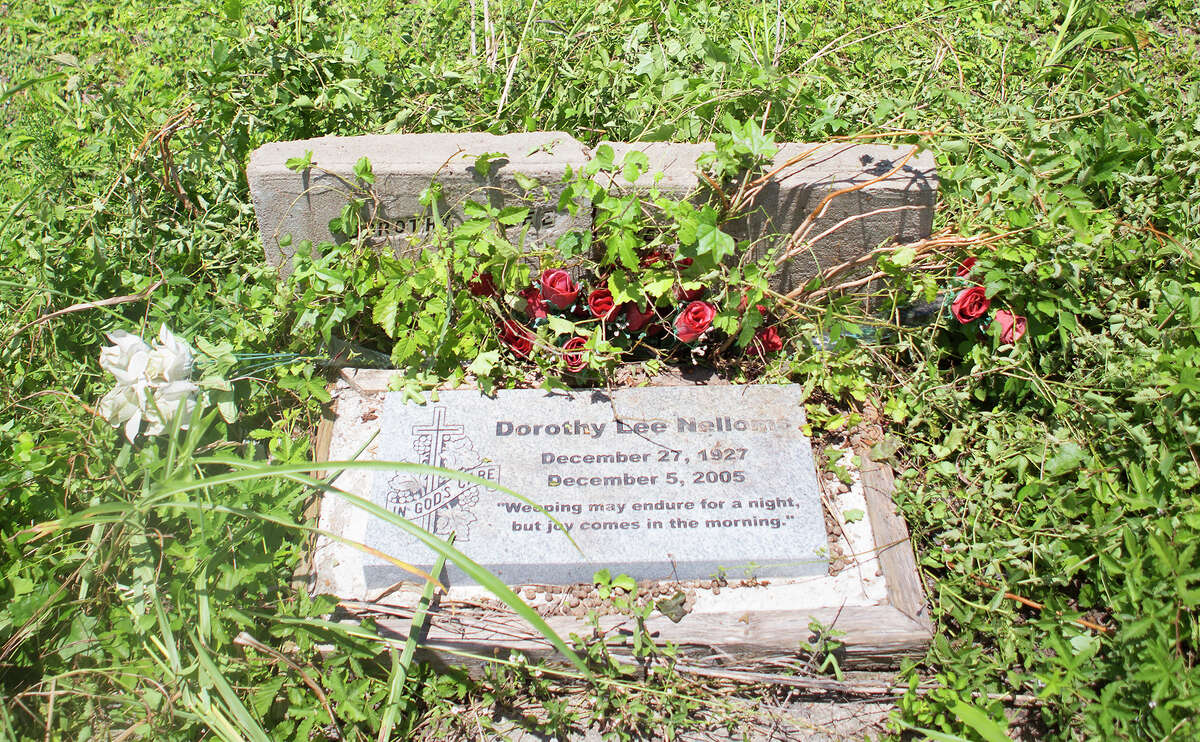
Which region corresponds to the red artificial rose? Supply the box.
[640,250,693,269]
[951,286,990,323]
[540,269,579,310]
[468,272,497,297]
[674,300,717,342]
[519,286,547,320]
[498,319,534,358]
[673,284,705,302]
[994,309,1027,344]
[748,326,783,356]
[957,257,977,277]
[640,250,669,267]
[624,303,656,332]
[588,288,616,320]
[562,336,588,372]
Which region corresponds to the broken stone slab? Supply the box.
[602,141,937,291]
[247,132,592,272]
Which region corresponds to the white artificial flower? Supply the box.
[97,326,201,442]
[99,330,152,387]
[142,380,200,436]
[97,383,145,443]
[147,325,194,383]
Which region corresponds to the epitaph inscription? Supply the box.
[364,385,827,586]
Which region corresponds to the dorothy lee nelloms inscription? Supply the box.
[363,385,827,586]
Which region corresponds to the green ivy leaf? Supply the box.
[513,172,539,191]
[285,150,313,172]
[697,222,734,261]
[471,152,508,177]
[353,156,375,184]
[621,150,650,183]
[545,315,576,335]
[587,144,615,175]
[612,574,637,593]
[496,207,530,226]
[467,350,498,377]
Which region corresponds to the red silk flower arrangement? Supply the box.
[468,262,783,375]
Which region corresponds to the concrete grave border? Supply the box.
[248,133,937,294]
[307,370,932,670]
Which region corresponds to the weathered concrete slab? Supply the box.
[248,133,936,291]
[603,141,937,291]
[344,384,826,588]
[248,132,591,270]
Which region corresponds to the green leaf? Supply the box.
[285,150,313,172]
[643,277,676,298]
[467,350,498,377]
[695,221,734,263]
[545,314,576,335]
[655,591,689,623]
[950,701,1012,742]
[211,389,237,424]
[621,150,650,183]
[222,0,245,22]
[606,229,640,269]
[353,156,375,184]
[589,144,615,174]
[891,245,917,267]
[1045,442,1086,477]
[472,152,508,177]
[842,509,865,524]
[496,207,530,226]
[372,285,402,337]
[513,172,540,191]
[453,219,490,238]
[612,574,637,593]
[608,271,642,306]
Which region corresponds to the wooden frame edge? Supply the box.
[358,602,928,671]
[857,445,932,635]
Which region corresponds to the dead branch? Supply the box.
[10,278,165,339]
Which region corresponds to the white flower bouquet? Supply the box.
[96,326,203,442]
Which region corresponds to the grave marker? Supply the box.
[357,384,826,587]
[602,140,937,291]
[310,371,934,668]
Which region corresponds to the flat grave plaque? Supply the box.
[362,384,827,587]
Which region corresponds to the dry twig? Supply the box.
[10,278,165,339]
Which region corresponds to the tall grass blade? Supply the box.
[189,632,272,742]
[40,459,592,676]
[190,457,582,553]
[377,533,453,742]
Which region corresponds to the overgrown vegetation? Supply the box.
[2,0,1198,738]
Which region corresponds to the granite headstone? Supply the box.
[361,384,827,587]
